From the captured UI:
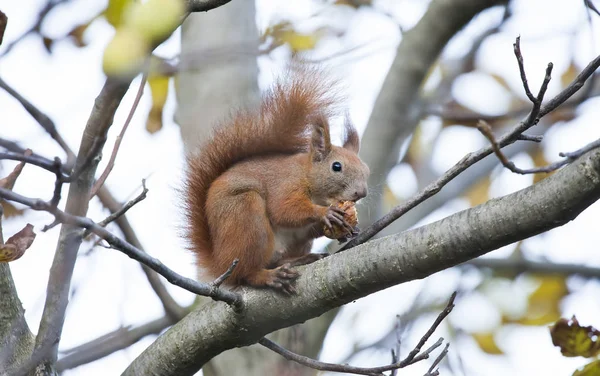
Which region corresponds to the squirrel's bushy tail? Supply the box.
[184,67,339,273]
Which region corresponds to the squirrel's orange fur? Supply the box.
[184,68,369,294]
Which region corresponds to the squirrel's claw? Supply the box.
[266,263,299,295]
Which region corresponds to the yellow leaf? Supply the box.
[124,0,185,43]
[574,359,600,376]
[516,275,567,326]
[472,332,503,355]
[550,316,600,358]
[280,30,318,52]
[464,176,491,207]
[102,27,149,77]
[561,63,579,89]
[104,0,134,28]
[0,224,36,262]
[146,74,170,134]
[266,22,321,52]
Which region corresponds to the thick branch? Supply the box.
[123,146,600,376]
[33,79,131,367]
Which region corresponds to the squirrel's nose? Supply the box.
[354,186,368,201]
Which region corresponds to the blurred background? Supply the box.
[1,0,600,375]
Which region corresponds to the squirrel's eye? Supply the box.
[332,161,342,172]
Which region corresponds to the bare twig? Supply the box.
[0,152,69,180]
[259,293,456,375]
[425,343,449,376]
[513,36,537,103]
[0,187,242,307]
[401,292,455,365]
[585,0,600,17]
[0,76,75,163]
[339,50,600,252]
[517,134,543,143]
[0,0,70,57]
[90,74,148,198]
[87,180,149,238]
[210,259,239,288]
[259,334,443,376]
[478,120,600,174]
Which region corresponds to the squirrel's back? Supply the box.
[184,67,339,269]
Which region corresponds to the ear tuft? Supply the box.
[342,114,360,153]
[310,114,332,162]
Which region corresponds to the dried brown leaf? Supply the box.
[550,316,600,358]
[0,223,36,262]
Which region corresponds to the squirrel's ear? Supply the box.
[342,115,360,153]
[310,116,332,162]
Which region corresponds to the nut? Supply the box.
[323,200,358,240]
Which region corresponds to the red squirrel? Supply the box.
[184,69,369,294]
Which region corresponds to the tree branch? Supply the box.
[56,315,177,372]
[32,78,131,368]
[466,258,600,278]
[123,145,600,376]
[186,0,232,13]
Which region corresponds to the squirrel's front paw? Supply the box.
[321,202,357,239]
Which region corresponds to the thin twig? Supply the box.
[0,187,243,308]
[0,0,70,57]
[517,134,543,142]
[513,36,537,103]
[0,152,69,180]
[426,343,450,376]
[259,334,443,376]
[400,292,455,365]
[339,50,600,252]
[259,293,456,375]
[0,76,75,163]
[210,259,239,288]
[85,180,149,239]
[478,120,600,175]
[90,73,148,198]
